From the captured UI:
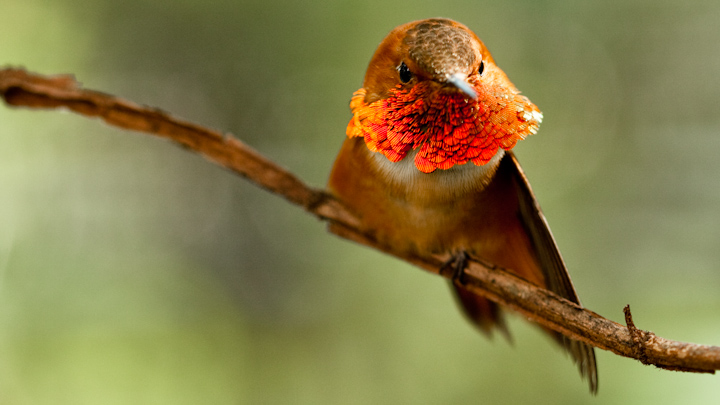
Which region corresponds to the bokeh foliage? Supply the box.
[1,0,719,403]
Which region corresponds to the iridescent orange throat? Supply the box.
[346,82,542,173]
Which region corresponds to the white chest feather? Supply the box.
[370,148,505,200]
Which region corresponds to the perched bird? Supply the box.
[328,18,597,392]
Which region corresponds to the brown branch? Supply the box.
[2,67,719,374]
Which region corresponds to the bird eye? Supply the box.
[398,62,413,83]
[478,60,485,76]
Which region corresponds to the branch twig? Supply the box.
[2,67,719,374]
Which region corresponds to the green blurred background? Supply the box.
[1,0,719,403]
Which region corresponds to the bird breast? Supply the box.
[370,147,505,205]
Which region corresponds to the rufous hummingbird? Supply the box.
[328,18,597,392]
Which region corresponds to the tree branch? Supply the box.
[1,67,719,374]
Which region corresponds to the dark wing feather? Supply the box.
[505,151,598,394]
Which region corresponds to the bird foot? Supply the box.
[441,251,470,286]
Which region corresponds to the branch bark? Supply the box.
[1,67,719,374]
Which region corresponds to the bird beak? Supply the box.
[445,72,478,100]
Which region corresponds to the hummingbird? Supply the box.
[328,18,597,392]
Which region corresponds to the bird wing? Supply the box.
[504,151,598,393]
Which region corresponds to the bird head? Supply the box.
[347,18,542,173]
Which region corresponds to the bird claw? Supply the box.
[441,251,470,285]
